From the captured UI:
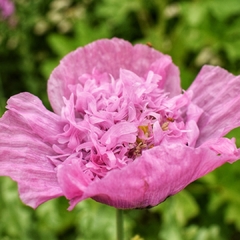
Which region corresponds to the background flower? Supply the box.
[0,0,14,19]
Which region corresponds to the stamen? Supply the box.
[138,125,149,137]
[161,116,175,131]
[166,117,175,122]
[127,123,155,159]
[161,122,169,131]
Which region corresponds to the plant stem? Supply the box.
[116,208,124,240]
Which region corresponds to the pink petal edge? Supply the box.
[48,38,181,114]
[56,138,240,210]
[0,93,63,208]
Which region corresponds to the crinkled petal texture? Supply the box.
[187,65,240,146]
[1,38,240,210]
[0,93,63,208]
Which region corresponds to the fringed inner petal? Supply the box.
[52,68,190,182]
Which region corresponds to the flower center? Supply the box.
[127,116,176,159]
[127,125,154,159]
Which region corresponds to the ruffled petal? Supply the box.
[7,92,65,143]
[48,38,181,114]
[57,157,91,200]
[149,56,181,96]
[63,139,240,210]
[185,103,203,147]
[100,122,137,150]
[0,93,64,208]
[188,65,240,146]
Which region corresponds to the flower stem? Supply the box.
[116,208,124,240]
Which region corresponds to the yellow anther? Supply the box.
[138,125,149,134]
[161,121,169,131]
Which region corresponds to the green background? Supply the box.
[1,0,240,239]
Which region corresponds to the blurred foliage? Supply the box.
[1,0,240,239]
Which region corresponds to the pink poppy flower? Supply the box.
[0,38,240,210]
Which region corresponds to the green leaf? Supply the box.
[208,0,240,21]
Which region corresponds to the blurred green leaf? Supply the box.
[208,0,240,21]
